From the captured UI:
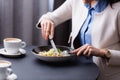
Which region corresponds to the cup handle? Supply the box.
[7,68,13,75]
[6,68,13,80]
[7,68,17,80]
[21,41,26,48]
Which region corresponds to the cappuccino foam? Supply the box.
[0,60,11,67]
[4,38,21,42]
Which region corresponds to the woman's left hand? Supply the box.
[71,44,106,57]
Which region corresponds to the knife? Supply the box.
[49,35,59,54]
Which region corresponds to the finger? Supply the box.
[46,21,50,35]
[83,45,91,55]
[87,49,92,57]
[71,47,81,53]
[83,47,89,55]
[71,44,87,54]
[44,22,50,40]
[41,24,46,40]
[76,47,86,56]
[76,44,90,56]
[45,22,51,39]
[50,22,54,39]
[43,22,47,32]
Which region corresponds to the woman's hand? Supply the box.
[40,19,55,40]
[71,44,106,57]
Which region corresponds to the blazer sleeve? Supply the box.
[36,0,72,28]
[107,10,120,66]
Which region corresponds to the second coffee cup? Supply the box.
[0,60,12,80]
[3,38,26,55]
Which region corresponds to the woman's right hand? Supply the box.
[40,19,55,40]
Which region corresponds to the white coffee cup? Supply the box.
[0,60,12,80]
[3,38,26,55]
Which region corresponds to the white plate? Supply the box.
[0,48,26,57]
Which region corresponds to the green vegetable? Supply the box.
[57,48,62,53]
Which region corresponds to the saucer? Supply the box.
[0,48,26,57]
[7,73,18,80]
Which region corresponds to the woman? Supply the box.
[36,0,120,80]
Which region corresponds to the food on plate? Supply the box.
[38,48,70,57]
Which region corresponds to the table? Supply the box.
[0,45,99,80]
